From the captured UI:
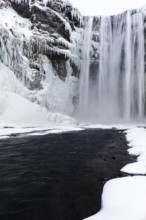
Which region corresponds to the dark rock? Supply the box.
[31,5,71,41]
[10,1,31,18]
[51,56,68,80]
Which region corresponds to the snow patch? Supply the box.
[85,176,146,220]
[0,62,32,97]
[0,125,83,139]
[0,91,48,127]
[0,7,32,39]
[121,127,146,174]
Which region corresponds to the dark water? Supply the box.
[0,129,134,220]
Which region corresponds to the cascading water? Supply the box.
[77,10,145,123]
[77,17,93,117]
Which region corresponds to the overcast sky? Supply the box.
[69,0,146,15]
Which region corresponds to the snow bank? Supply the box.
[121,127,146,174]
[0,90,81,128]
[0,126,83,139]
[85,176,146,220]
[0,90,83,137]
[0,61,81,133]
[0,91,49,127]
[0,62,32,97]
[84,124,136,130]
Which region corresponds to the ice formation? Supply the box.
[0,0,82,127]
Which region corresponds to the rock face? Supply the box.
[0,0,83,114]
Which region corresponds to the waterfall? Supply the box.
[77,10,145,123]
[77,17,93,117]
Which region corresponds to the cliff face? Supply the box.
[0,0,83,115]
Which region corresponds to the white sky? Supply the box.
[69,0,146,15]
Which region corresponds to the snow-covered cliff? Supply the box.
[0,0,84,126]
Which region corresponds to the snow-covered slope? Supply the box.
[0,62,79,127]
[0,91,48,126]
[0,0,83,127]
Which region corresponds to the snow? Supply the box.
[0,6,33,86]
[36,57,78,115]
[0,91,49,127]
[85,176,146,220]
[0,61,81,135]
[0,61,79,128]
[84,123,143,130]
[0,62,32,97]
[0,7,32,39]
[0,81,83,138]
[0,88,82,130]
[0,126,83,139]
[121,128,146,174]
[0,1,81,119]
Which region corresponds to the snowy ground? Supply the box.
[85,127,146,220]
